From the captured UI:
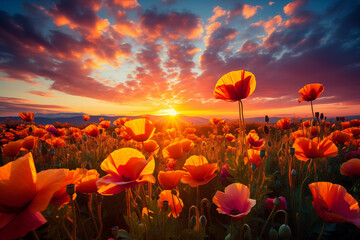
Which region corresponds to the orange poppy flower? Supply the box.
[340,158,360,177]
[293,137,338,162]
[302,120,311,128]
[46,137,65,148]
[214,70,256,102]
[99,117,104,122]
[113,117,131,127]
[158,190,183,218]
[34,128,47,139]
[298,83,324,103]
[343,127,360,138]
[83,114,90,121]
[96,148,155,195]
[99,120,111,129]
[2,140,23,157]
[184,128,196,134]
[327,130,353,145]
[341,121,351,129]
[244,149,261,168]
[84,124,99,137]
[50,169,83,207]
[277,118,291,130]
[143,140,160,153]
[210,117,222,126]
[225,133,235,142]
[181,155,218,187]
[212,183,256,220]
[124,118,155,142]
[163,141,184,159]
[180,139,194,152]
[21,136,36,151]
[19,112,34,122]
[227,146,237,153]
[350,119,360,127]
[246,130,265,149]
[0,153,66,239]
[76,169,99,194]
[166,128,177,139]
[308,182,360,226]
[158,170,186,190]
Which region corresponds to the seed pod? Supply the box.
[112,132,117,138]
[83,134,88,141]
[251,163,257,171]
[264,125,269,135]
[162,200,169,211]
[265,115,270,123]
[320,113,324,120]
[278,224,291,239]
[269,228,278,240]
[50,149,55,156]
[55,161,61,168]
[190,215,197,229]
[260,150,265,158]
[66,184,75,196]
[28,127,33,133]
[268,141,272,147]
[199,215,207,226]
[273,197,281,207]
[315,112,319,118]
[99,129,103,134]
[289,147,295,156]
[291,169,297,176]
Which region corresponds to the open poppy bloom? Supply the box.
[180,139,194,152]
[76,169,100,194]
[84,124,99,137]
[293,137,338,161]
[340,158,360,177]
[0,153,66,239]
[19,112,34,122]
[210,117,222,126]
[163,141,184,159]
[308,182,360,227]
[277,118,291,130]
[124,118,155,142]
[265,196,287,211]
[246,130,265,149]
[113,117,131,127]
[2,140,23,157]
[298,83,324,103]
[158,190,183,218]
[244,149,261,168]
[212,183,256,220]
[99,120,111,129]
[21,136,36,151]
[226,133,235,142]
[46,137,66,148]
[214,70,256,102]
[327,130,353,145]
[158,170,186,190]
[181,155,218,187]
[83,114,90,121]
[96,148,155,195]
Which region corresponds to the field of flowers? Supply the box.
[1,70,360,240]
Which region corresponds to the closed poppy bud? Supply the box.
[83,135,88,141]
[260,150,265,158]
[162,200,169,211]
[50,149,55,156]
[28,126,33,133]
[278,224,291,239]
[336,117,340,122]
[268,141,272,147]
[265,115,269,123]
[112,132,117,138]
[320,113,324,120]
[291,169,296,176]
[190,215,197,229]
[264,125,269,135]
[273,197,281,206]
[289,147,295,156]
[40,144,48,155]
[199,215,207,226]
[340,117,346,122]
[315,112,319,118]
[225,233,231,240]
[66,184,75,196]
[269,228,278,240]
[251,163,257,171]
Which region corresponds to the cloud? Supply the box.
[208,6,228,23]
[230,4,261,20]
[28,91,55,97]
[284,0,306,16]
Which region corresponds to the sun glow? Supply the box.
[157,108,179,116]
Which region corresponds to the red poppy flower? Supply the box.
[309,182,360,226]
[277,118,291,130]
[244,149,262,168]
[46,137,66,148]
[2,140,23,157]
[113,117,130,127]
[327,130,353,145]
[99,120,111,129]
[226,133,235,142]
[158,190,183,218]
[158,170,186,190]
[84,124,99,137]
[96,148,155,195]
[265,196,287,211]
[212,183,256,220]
[210,117,222,126]
[83,115,90,121]
[124,118,155,142]
[340,158,360,177]
[21,136,36,151]
[246,130,265,149]
[180,139,194,152]
[76,169,99,194]
[214,70,256,102]
[143,140,160,153]
[181,155,218,187]
[99,117,104,122]
[293,137,338,161]
[298,83,324,103]
[19,112,34,122]
[0,153,66,239]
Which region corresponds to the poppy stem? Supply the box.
[311,101,315,123]
[32,230,40,240]
[71,198,77,240]
[88,193,99,235]
[259,205,276,239]
[317,221,326,240]
[196,186,199,207]
[171,192,178,218]
[230,218,233,240]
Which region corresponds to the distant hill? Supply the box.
[1,113,359,126]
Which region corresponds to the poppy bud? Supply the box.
[225,233,231,240]
[340,117,346,122]
[278,224,291,239]
[264,125,269,135]
[260,150,265,158]
[83,135,88,141]
[99,129,103,134]
[112,132,117,138]
[336,117,340,122]
[66,184,75,196]
[289,147,295,156]
[324,116,327,121]
[291,169,296,176]
[315,112,319,118]
[251,163,257,171]
[28,127,33,133]
[162,200,169,211]
[320,113,324,120]
[265,115,269,123]
[190,215,197,229]
[269,228,278,240]
[50,149,55,156]
[199,215,207,226]
[171,189,177,196]
[273,197,281,207]
[268,141,272,147]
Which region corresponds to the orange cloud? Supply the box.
[284,0,306,16]
[114,20,142,38]
[208,6,228,23]
[230,4,261,20]
[251,15,282,42]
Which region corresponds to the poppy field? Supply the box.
[1,71,360,240]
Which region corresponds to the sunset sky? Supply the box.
[0,0,359,119]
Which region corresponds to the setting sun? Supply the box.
[157,108,179,116]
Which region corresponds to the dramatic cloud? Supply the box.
[284,0,306,16]
[230,4,261,20]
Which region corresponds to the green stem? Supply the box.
[71,198,77,240]
[259,205,276,239]
[317,221,326,240]
[32,230,40,240]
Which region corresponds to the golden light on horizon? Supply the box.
[157,108,179,116]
